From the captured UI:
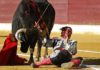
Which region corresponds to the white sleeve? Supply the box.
[53,40,63,50]
[68,40,77,55]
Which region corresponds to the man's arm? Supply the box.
[68,40,77,55]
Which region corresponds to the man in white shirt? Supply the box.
[33,26,83,68]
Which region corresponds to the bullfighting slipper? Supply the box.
[61,57,83,69]
[61,62,74,69]
[31,58,52,68]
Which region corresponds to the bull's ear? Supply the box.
[15,28,26,42]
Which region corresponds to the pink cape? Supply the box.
[0,34,27,65]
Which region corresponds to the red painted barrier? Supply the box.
[0,0,100,24]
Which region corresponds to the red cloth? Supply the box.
[0,34,27,65]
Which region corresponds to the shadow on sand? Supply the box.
[83,58,100,65]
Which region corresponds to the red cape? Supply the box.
[0,34,27,65]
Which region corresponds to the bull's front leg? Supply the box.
[36,39,42,61]
[28,35,38,64]
[28,48,34,64]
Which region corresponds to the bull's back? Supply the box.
[36,1,55,34]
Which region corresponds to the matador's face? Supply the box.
[61,28,72,39]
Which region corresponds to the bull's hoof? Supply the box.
[28,60,34,65]
[28,57,34,64]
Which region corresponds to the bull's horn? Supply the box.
[15,28,26,42]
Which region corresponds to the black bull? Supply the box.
[12,0,55,62]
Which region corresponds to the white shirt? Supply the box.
[49,39,77,58]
